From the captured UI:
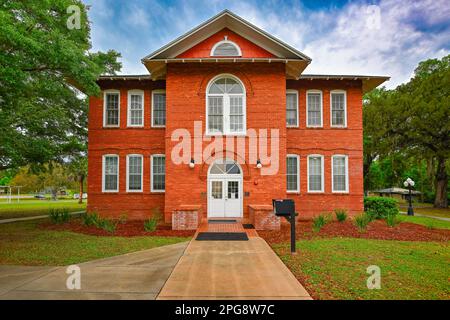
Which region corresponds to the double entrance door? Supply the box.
[208,179,242,218]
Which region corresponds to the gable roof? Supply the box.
[142,10,311,61]
[141,10,311,80]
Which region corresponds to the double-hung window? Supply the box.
[286,90,299,127]
[151,155,165,192]
[207,75,245,135]
[102,155,119,192]
[104,90,120,127]
[307,90,323,127]
[332,155,348,192]
[308,155,324,192]
[331,91,347,127]
[152,90,166,127]
[286,155,300,192]
[126,155,143,192]
[128,90,144,127]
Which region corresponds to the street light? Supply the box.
[403,178,415,216]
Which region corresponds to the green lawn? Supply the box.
[399,203,450,219]
[273,238,449,300]
[0,220,190,266]
[0,200,86,220]
[399,215,450,230]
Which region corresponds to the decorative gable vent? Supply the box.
[211,37,242,56]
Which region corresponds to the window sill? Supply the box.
[151,126,166,129]
[103,126,120,129]
[330,126,347,129]
[205,132,247,137]
[286,191,300,194]
[151,190,165,193]
[306,126,324,129]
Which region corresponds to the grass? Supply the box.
[0,200,86,220]
[0,220,190,266]
[273,238,449,300]
[399,215,450,230]
[399,202,450,219]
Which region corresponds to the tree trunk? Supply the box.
[434,157,448,208]
[78,174,84,204]
[51,189,57,201]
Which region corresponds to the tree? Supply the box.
[68,156,87,204]
[364,55,449,207]
[0,0,121,170]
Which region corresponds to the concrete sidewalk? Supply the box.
[157,237,311,300]
[0,241,188,300]
[0,211,85,224]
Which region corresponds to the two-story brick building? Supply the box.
[88,10,389,230]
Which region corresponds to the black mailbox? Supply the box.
[272,199,295,217]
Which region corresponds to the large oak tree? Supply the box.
[0,0,121,170]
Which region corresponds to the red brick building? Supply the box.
[88,10,388,230]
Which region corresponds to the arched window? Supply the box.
[210,40,242,57]
[206,74,246,135]
[209,159,241,175]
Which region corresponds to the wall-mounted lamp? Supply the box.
[189,158,195,169]
[256,159,262,169]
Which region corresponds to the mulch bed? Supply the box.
[259,220,450,244]
[40,219,196,237]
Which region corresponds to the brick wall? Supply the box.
[249,205,280,230]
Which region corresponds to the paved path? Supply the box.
[157,237,311,300]
[400,212,450,221]
[0,211,85,224]
[0,241,188,300]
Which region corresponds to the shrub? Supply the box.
[364,197,399,219]
[334,209,348,222]
[354,213,372,232]
[144,218,158,232]
[81,212,100,226]
[386,213,401,227]
[97,219,117,233]
[312,213,330,232]
[48,208,70,224]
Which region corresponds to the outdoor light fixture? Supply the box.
[256,159,262,169]
[403,177,415,216]
[189,158,195,169]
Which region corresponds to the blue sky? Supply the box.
[84,0,450,88]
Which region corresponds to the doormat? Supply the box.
[196,232,249,241]
[242,224,254,229]
[208,219,237,224]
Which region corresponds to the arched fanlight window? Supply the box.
[209,159,241,175]
[206,74,246,135]
[210,39,242,57]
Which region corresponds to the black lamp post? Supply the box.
[403,178,415,216]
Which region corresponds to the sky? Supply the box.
[83,0,450,88]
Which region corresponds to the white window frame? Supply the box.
[151,89,166,128]
[126,154,143,192]
[330,90,347,128]
[151,154,166,193]
[306,90,323,128]
[103,90,120,128]
[307,154,324,193]
[332,154,349,193]
[286,89,299,128]
[127,89,144,127]
[102,154,119,193]
[206,73,247,136]
[210,40,242,57]
[286,154,300,193]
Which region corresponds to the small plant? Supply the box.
[119,213,128,224]
[144,207,163,232]
[81,212,100,226]
[386,213,400,227]
[334,209,348,222]
[354,213,372,232]
[48,208,70,224]
[312,213,329,232]
[97,218,117,233]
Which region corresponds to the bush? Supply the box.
[354,213,372,232]
[364,197,399,219]
[97,219,117,233]
[334,209,348,222]
[81,212,100,226]
[48,208,70,224]
[312,213,330,232]
[386,213,401,227]
[144,208,163,232]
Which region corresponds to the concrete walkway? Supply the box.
[0,211,85,224]
[157,237,311,300]
[400,211,450,221]
[0,241,188,300]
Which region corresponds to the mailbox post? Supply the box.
[272,199,297,254]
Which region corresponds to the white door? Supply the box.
[225,180,241,217]
[209,180,225,217]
